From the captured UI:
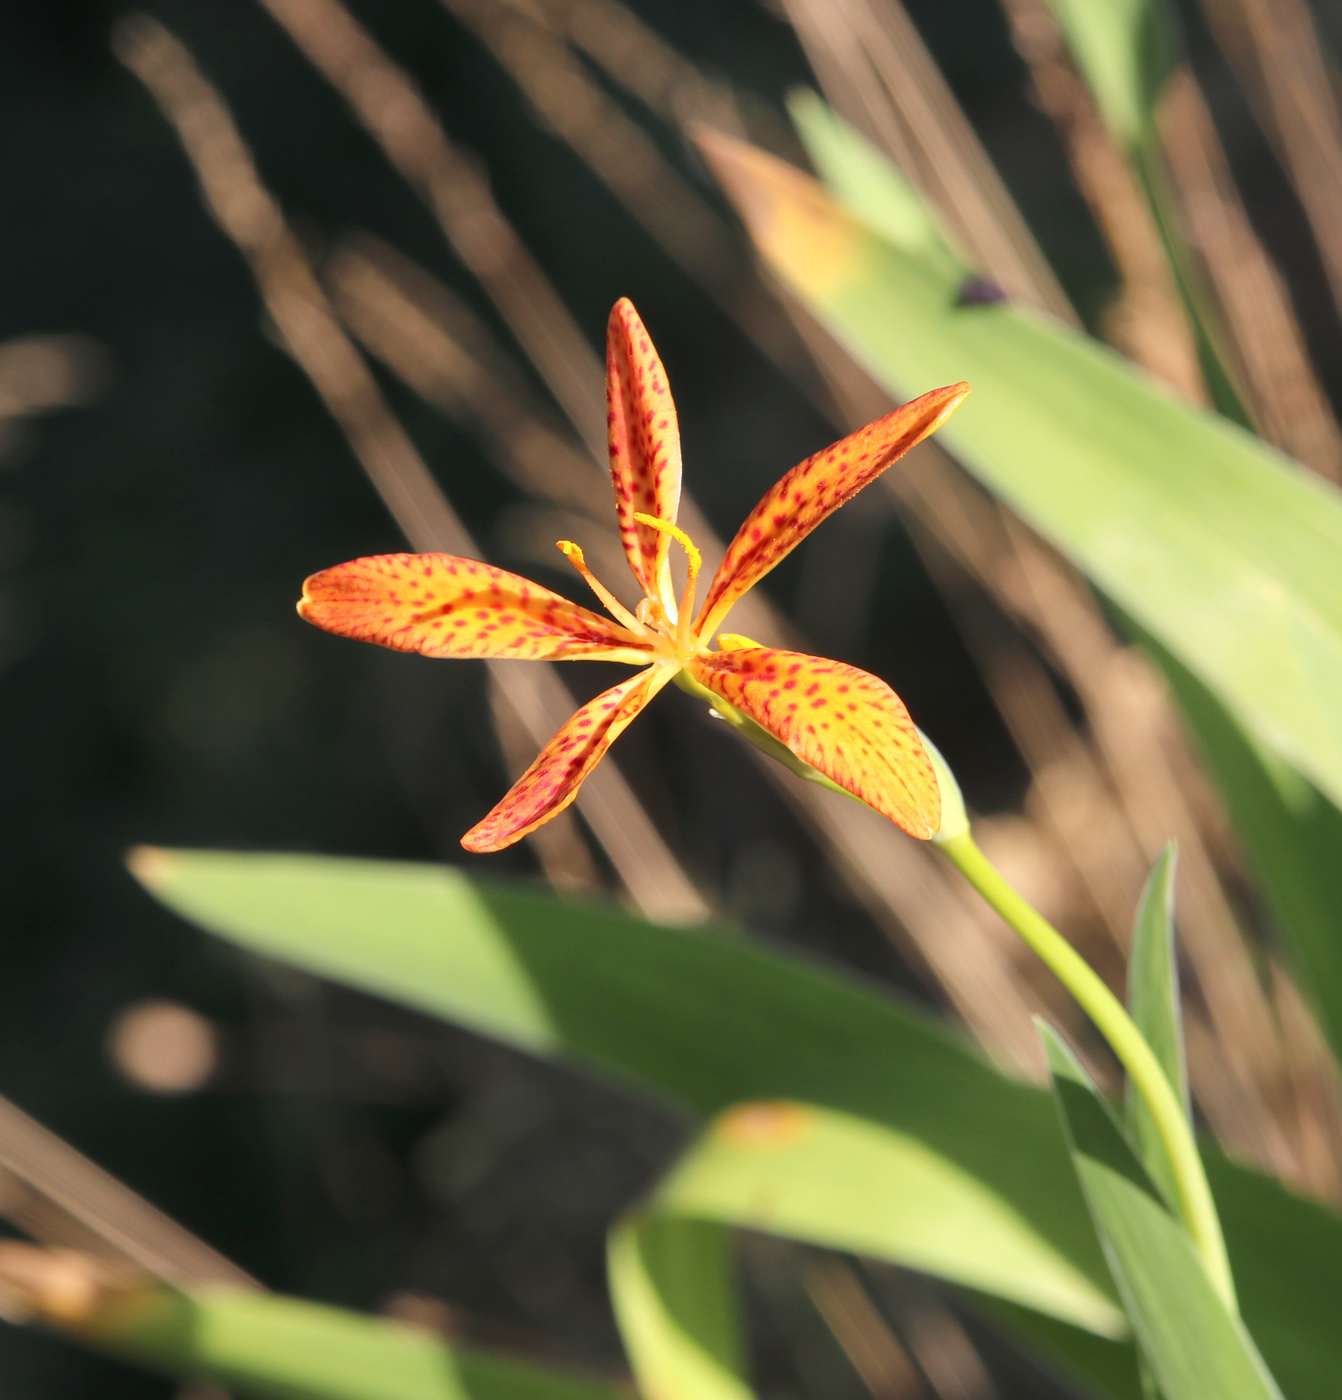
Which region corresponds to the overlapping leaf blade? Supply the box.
[1041,1025,1284,1399]
[1125,845,1188,1206]
[134,848,1342,1400]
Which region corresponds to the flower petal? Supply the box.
[688,647,940,838]
[606,298,683,611]
[462,665,676,852]
[299,554,654,663]
[695,384,969,638]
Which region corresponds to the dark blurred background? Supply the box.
[0,0,1335,1395]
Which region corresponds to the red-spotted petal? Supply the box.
[606,298,683,610]
[695,384,969,638]
[299,554,654,663]
[687,647,940,838]
[462,665,676,852]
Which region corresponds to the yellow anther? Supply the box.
[717,633,765,652]
[556,539,644,634]
[633,513,701,581]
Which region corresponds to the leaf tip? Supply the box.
[691,123,862,300]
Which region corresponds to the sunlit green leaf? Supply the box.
[655,1101,1123,1334]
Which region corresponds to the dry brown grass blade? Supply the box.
[1157,68,1342,481]
[254,0,608,458]
[804,1258,929,1400]
[508,0,801,156]
[437,0,836,415]
[1000,0,1342,478]
[996,0,1206,400]
[779,0,1076,321]
[0,1095,255,1290]
[1198,0,1342,323]
[115,12,709,926]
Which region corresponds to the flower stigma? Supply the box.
[633,512,702,659]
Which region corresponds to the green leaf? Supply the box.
[85,1285,620,1400]
[1137,627,1342,1069]
[655,1102,1124,1334]
[1043,0,1178,148]
[133,849,1342,1400]
[132,846,1114,1329]
[705,122,1342,825]
[1041,1024,1284,1400]
[607,1215,753,1400]
[1125,845,1188,1206]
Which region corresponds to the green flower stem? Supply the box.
[938,829,1237,1313]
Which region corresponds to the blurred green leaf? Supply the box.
[722,116,1342,823]
[656,1101,1123,1333]
[1041,1025,1283,1399]
[87,1285,619,1400]
[133,849,1342,1399]
[1125,845,1188,1206]
[132,846,1114,1325]
[1043,0,1178,148]
[607,1215,753,1400]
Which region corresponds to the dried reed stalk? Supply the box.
[1158,68,1342,480]
[1198,0,1342,322]
[778,0,1076,320]
[996,0,1206,400]
[116,12,708,924]
[255,0,608,457]
[804,1258,929,1399]
[437,0,835,411]
[509,0,801,155]
[0,1092,255,1289]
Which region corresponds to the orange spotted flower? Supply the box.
[299,300,968,853]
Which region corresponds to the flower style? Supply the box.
[299,299,968,852]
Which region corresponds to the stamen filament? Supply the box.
[633,512,701,655]
[556,541,646,634]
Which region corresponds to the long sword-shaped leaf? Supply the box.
[1125,845,1188,1207]
[79,1283,620,1400]
[697,123,1342,821]
[1041,1025,1284,1400]
[133,850,1342,1399]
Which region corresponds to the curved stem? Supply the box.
[939,829,1237,1313]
